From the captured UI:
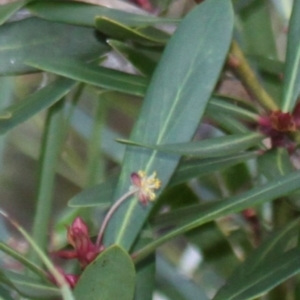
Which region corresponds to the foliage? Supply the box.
[0,0,300,299]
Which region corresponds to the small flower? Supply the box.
[130,171,161,205]
[258,110,297,150]
[270,111,296,132]
[259,110,296,134]
[55,217,100,268]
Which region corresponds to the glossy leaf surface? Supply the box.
[0,0,28,25]
[26,57,148,96]
[134,169,300,262]
[133,235,156,300]
[2,271,59,299]
[0,17,108,75]
[0,78,76,134]
[157,255,209,300]
[68,152,257,208]
[27,1,179,27]
[68,175,118,207]
[258,148,294,180]
[74,245,135,300]
[213,220,300,300]
[171,151,258,186]
[108,39,157,76]
[207,96,258,121]
[282,0,300,111]
[118,132,263,158]
[105,0,234,250]
[95,17,170,44]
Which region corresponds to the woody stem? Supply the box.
[229,40,279,111]
[96,188,138,248]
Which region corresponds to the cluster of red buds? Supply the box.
[258,103,300,151]
[52,217,101,288]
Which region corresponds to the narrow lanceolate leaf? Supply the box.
[0,17,108,75]
[25,58,148,97]
[2,271,60,299]
[0,0,28,26]
[239,0,277,57]
[157,256,210,300]
[282,0,300,111]
[118,132,263,158]
[106,0,234,250]
[170,151,258,186]
[31,101,66,264]
[0,211,75,300]
[0,243,48,280]
[27,1,179,27]
[108,39,157,77]
[69,152,258,208]
[207,97,259,122]
[0,78,76,134]
[258,148,294,180]
[133,234,156,300]
[68,175,118,208]
[95,17,170,44]
[74,245,135,300]
[213,221,300,300]
[133,169,300,262]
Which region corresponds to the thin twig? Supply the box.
[229,40,279,112]
[96,188,138,248]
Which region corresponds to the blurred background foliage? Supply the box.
[0,0,299,300]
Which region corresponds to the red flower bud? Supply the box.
[55,217,100,268]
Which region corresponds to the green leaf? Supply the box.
[68,175,118,208]
[213,220,300,300]
[153,202,217,229]
[25,57,148,97]
[187,222,239,278]
[0,77,14,170]
[27,1,179,27]
[108,39,157,76]
[2,271,60,299]
[70,105,125,163]
[151,184,199,218]
[0,285,14,300]
[238,0,277,57]
[0,243,47,280]
[133,169,300,262]
[222,162,251,193]
[69,152,257,208]
[156,256,209,300]
[257,148,300,207]
[0,0,28,26]
[208,112,250,134]
[74,245,135,300]
[0,78,76,134]
[0,210,75,300]
[258,148,294,180]
[282,0,300,111]
[170,151,258,186]
[118,132,263,158]
[0,17,108,75]
[250,55,283,75]
[207,96,259,122]
[95,17,170,44]
[132,234,156,300]
[30,101,66,264]
[105,0,234,250]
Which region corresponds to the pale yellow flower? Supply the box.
[130,170,161,205]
